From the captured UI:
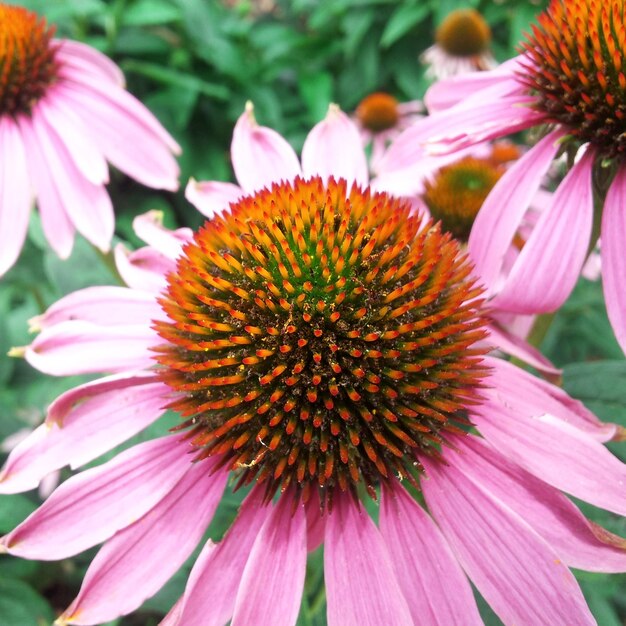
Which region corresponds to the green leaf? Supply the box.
[0,494,37,534]
[121,0,181,26]
[0,578,54,626]
[380,3,429,48]
[298,72,333,124]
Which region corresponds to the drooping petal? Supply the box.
[421,455,596,626]
[231,495,307,626]
[301,105,368,187]
[55,39,125,87]
[601,166,626,354]
[131,211,192,260]
[0,117,31,276]
[380,487,482,625]
[305,492,325,552]
[325,495,413,626]
[60,459,228,625]
[231,103,301,193]
[164,489,272,626]
[492,148,595,313]
[472,400,626,516]
[114,244,174,294]
[0,381,167,494]
[17,115,75,259]
[25,321,157,376]
[468,130,564,291]
[1,435,191,559]
[448,435,626,572]
[185,178,243,219]
[31,286,161,331]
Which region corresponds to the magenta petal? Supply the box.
[231,104,301,193]
[301,105,369,187]
[421,456,595,626]
[25,321,157,376]
[473,399,626,516]
[468,130,563,291]
[60,460,228,625]
[493,148,595,313]
[131,211,192,260]
[0,381,167,494]
[232,495,307,626]
[380,487,482,625]
[165,489,272,626]
[185,178,243,219]
[1,436,191,559]
[601,166,626,354]
[325,495,413,626]
[448,435,626,572]
[0,117,31,276]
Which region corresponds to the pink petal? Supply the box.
[1,435,191,559]
[61,460,227,625]
[601,166,626,354]
[25,321,157,376]
[54,83,180,191]
[165,489,272,626]
[132,211,192,260]
[483,355,616,441]
[301,105,369,187]
[492,148,595,313]
[448,435,626,572]
[56,39,125,87]
[231,103,301,193]
[17,115,75,258]
[31,286,161,331]
[305,493,325,552]
[421,455,596,626]
[185,178,243,219]
[472,399,626,516]
[0,117,31,276]
[114,243,174,294]
[29,104,114,252]
[468,130,564,292]
[380,487,482,625]
[325,494,413,626]
[0,381,167,494]
[37,94,109,185]
[232,495,307,626]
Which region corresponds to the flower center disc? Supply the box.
[156,177,488,505]
[436,9,491,57]
[0,4,58,116]
[423,157,504,241]
[356,92,400,133]
[522,0,626,157]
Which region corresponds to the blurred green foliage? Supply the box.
[3,0,626,625]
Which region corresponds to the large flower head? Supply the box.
[2,109,626,626]
[383,0,626,355]
[0,3,180,276]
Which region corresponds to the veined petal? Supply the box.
[601,166,626,354]
[492,148,594,313]
[114,244,174,294]
[301,105,368,187]
[185,178,243,219]
[231,103,301,193]
[55,39,125,87]
[473,399,626,516]
[421,456,595,626]
[60,459,228,625]
[0,117,31,276]
[325,494,413,626]
[25,321,157,376]
[232,494,307,626]
[468,130,564,292]
[1,435,192,560]
[0,382,167,494]
[380,487,482,625]
[448,435,626,572]
[132,211,192,260]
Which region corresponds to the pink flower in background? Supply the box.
[382,0,626,354]
[1,107,625,626]
[0,4,180,276]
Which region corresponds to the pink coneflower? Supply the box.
[382,0,626,354]
[421,9,497,81]
[0,3,180,276]
[2,109,625,626]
